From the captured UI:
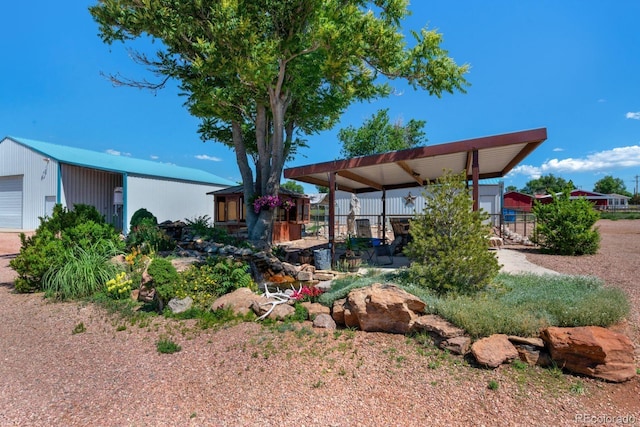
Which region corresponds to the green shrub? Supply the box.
[158,257,256,309]
[405,170,500,295]
[126,218,176,253]
[147,257,180,302]
[130,208,157,229]
[531,188,600,255]
[10,204,124,293]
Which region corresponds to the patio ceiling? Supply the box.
[284,128,547,193]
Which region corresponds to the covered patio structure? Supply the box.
[284,128,547,262]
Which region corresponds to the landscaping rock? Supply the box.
[412,314,466,338]
[332,298,346,325]
[211,287,261,316]
[266,303,296,320]
[168,296,193,314]
[540,326,636,382]
[508,335,545,348]
[313,313,336,329]
[515,344,552,367]
[301,302,331,319]
[281,262,299,277]
[346,283,426,334]
[471,334,518,368]
[314,272,335,281]
[440,336,472,355]
[296,270,314,282]
[170,257,200,273]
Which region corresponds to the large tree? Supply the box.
[520,174,575,195]
[90,0,468,242]
[593,175,631,196]
[338,108,426,158]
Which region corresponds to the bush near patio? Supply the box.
[531,187,600,255]
[10,204,124,294]
[404,170,501,295]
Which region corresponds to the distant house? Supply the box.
[0,136,235,232]
[210,185,311,243]
[531,189,630,209]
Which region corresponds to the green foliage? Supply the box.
[72,322,87,335]
[90,0,469,242]
[156,338,181,354]
[405,170,500,295]
[593,175,630,196]
[10,204,124,293]
[317,272,385,307]
[281,180,305,194]
[42,242,121,301]
[433,273,629,338]
[520,174,575,195]
[130,208,157,229]
[183,216,242,245]
[531,188,600,255]
[599,211,640,220]
[165,257,256,309]
[339,108,426,158]
[487,380,499,391]
[147,257,180,302]
[126,218,176,253]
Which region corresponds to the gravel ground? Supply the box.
[0,221,639,426]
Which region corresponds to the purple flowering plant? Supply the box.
[253,195,294,213]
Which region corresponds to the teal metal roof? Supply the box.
[7,136,236,186]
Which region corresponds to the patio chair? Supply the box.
[353,219,393,265]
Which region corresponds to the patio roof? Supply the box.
[284,128,547,193]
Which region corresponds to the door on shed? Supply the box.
[0,175,23,229]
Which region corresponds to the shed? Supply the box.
[0,136,235,232]
[503,191,535,212]
[210,185,311,243]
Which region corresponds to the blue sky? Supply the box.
[3,1,640,194]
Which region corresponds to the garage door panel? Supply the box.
[0,176,23,229]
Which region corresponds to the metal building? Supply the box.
[0,136,235,232]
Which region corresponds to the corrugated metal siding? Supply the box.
[126,175,227,231]
[0,138,58,229]
[60,164,123,229]
[335,185,502,236]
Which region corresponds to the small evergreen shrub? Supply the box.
[531,188,600,255]
[130,208,157,229]
[405,170,500,295]
[147,257,180,302]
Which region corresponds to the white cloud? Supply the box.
[625,112,640,120]
[195,154,222,162]
[552,147,564,152]
[106,149,131,156]
[509,145,640,179]
[150,155,159,160]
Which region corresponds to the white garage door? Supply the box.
[0,176,23,229]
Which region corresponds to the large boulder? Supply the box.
[346,283,426,334]
[540,326,636,382]
[210,288,261,316]
[471,334,518,368]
